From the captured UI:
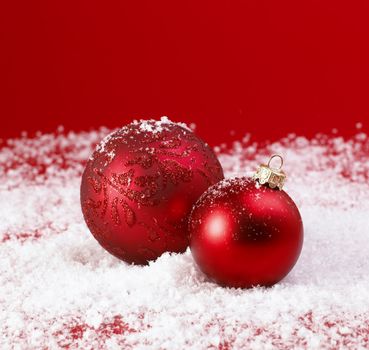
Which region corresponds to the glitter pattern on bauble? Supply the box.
[80,117,224,264]
[189,177,303,288]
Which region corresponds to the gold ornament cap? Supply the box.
[253,154,286,190]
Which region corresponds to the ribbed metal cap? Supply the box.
[253,154,286,190]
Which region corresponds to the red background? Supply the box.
[1,1,368,145]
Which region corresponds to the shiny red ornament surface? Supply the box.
[189,178,303,288]
[81,118,224,264]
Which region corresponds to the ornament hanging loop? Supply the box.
[268,154,283,170]
[253,154,286,190]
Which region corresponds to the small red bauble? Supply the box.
[189,156,303,288]
[81,118,224,264]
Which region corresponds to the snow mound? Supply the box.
[1,128,369,349]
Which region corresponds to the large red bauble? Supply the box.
[81,118,224,264]
[189,177,303,288]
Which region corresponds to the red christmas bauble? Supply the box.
[81,118,224,264]
[189,177,303,288]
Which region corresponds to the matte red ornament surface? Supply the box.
[189,178,303,288]
[80,119,224,264]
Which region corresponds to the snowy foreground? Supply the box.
[1,128,369,349]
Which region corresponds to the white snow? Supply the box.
[131,116,191,134]
[0,127,369,349]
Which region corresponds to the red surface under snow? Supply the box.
[1,127,369,348]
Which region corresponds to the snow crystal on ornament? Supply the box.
[132,116,191,134]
